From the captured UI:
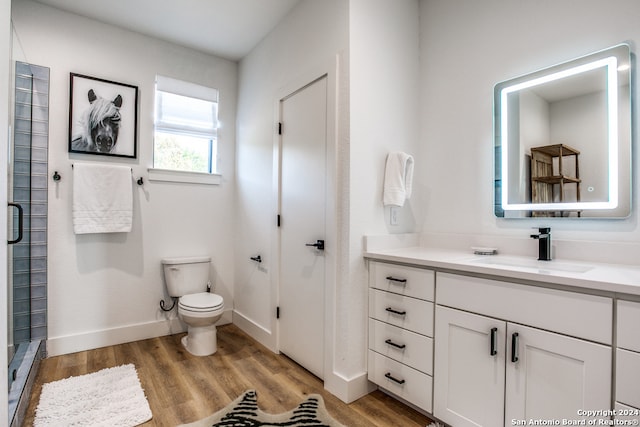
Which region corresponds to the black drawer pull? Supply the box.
[385,307,407,316]
[511,332,519,363]
[386,276,407,284]
[384,372,405,385]
[385,339,406,349]
[490,327,498,356]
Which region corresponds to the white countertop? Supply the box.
[364,246,640,297]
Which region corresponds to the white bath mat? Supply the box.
[34,364,152,427]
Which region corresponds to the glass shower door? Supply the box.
[7,60,49,427]
[8,61,33,377]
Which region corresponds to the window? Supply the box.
[154,76,219,175]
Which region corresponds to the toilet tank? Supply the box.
[162,256,211,297]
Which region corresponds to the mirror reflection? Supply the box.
[494,44,631,218]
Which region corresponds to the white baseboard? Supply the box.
[47,309,233,357]
[232,309,276,352]
[324,370,376,403]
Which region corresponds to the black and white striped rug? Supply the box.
[179,390,345,427]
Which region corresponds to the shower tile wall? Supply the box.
[13,61,49,344]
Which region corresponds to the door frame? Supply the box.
[1,4,11,420]
[271,56,339,382]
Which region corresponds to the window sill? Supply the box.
[147,168,222,185]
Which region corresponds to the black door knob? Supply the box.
[305,239,324,250]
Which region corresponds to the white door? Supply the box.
[278,76,327,379]
[505,323,611,423]
[434,306,506,427]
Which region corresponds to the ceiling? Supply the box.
[29,0,301,61]
[530,67,606,103]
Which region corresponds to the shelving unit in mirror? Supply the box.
[530,144,581,217]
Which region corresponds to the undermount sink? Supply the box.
[471,256,593,273]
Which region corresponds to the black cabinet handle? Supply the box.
[511,332,519,363]
[384,372,405,385]
[8,203,23,245]
[385,339,406,349]
[386,276,407,284]
[385,307,407,316]
[490,327,498,356]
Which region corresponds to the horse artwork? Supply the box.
[71,89,123,154]
[69,73,138,158]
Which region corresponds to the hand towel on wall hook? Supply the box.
[383,152,414,207]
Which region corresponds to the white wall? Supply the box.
[550,92,605,201]
[549,89,633,217]
[350,0,421,235]
[235,0,354,399]
[11,0,238,355]
[518,91,548,205]
[418,0,640,254]
[235,0,421,403]
[347,0,420,394]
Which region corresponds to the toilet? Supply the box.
[161,256,224,356]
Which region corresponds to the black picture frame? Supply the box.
[69,73,138,158]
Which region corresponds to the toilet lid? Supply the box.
[180,292,223,311]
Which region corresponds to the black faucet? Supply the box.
[530,227,551,261]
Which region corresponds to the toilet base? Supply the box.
[181,325,218,356]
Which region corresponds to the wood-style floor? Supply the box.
[23,324,434,426]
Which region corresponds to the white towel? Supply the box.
[73,163,133,234]
[383,152,414,207]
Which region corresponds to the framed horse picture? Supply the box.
[69,73,138,158]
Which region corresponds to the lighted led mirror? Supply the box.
[494,44,631,218]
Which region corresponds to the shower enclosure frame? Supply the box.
[7,60,49,427]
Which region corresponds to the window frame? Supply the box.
[150,76,221,184]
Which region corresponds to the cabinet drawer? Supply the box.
[369,262,434,301]
[368,318,433,375]
[616,348,640,408]
[368,350,433,412]
[437,272,612,344]
[618,300,640,352]
[369,288,434,336]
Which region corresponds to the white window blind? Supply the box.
[155,75,219,139]
[153,76,220,178]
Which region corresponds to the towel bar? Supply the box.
[56,167,144,185]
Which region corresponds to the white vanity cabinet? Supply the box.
[434,306,506,426]
[615,300,640,416]
[434,272,612,427]
[367,261,434,412]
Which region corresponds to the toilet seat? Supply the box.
[179,292,224,312]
